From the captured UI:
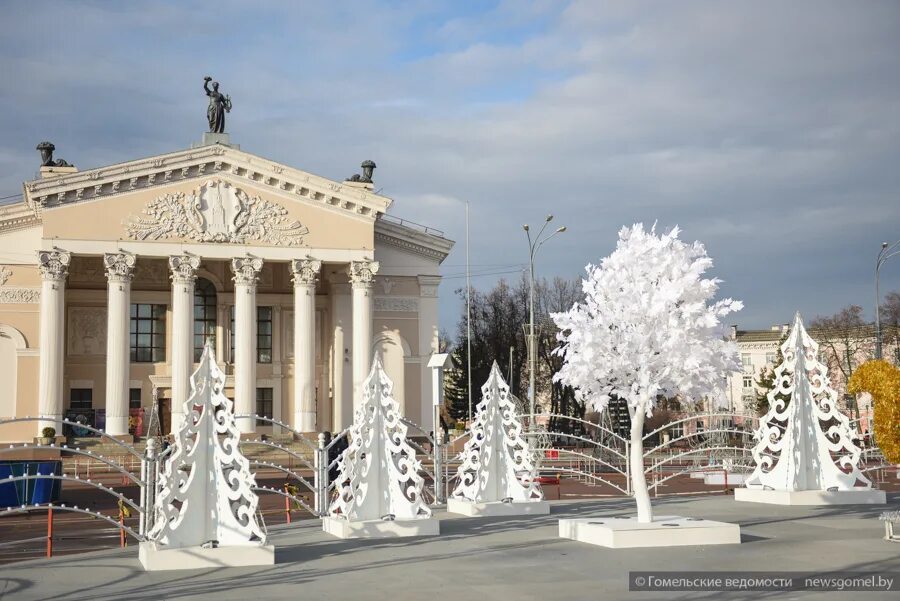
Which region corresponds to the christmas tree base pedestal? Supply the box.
[138,541,274,571]
[735,488,886,506]
[447,498,550,517]
[559,516,740,549]
[322,516,440,539]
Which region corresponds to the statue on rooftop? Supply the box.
[345,160,376,183]
[36,142,72,168]
[203,76,232,133]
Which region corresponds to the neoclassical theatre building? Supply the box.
[0,139,453,442]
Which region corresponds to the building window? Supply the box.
[742,375,754,389]
[256,387,273,425]
[129,388,142,409]
[257,307,273,363]
[230,306,273,364]
[70,388,92,410]
[741,353,752,372]
[766,352,777,365]
[194,278,217,361]
[742,394,755,409]
[130,304,166,363]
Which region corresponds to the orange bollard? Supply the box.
[46,506,53,558]
[284,493,291,524]
[120,510,126,548]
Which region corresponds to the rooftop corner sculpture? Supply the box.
[36,141,73,168]
[328,357,431,522]
[147,340,266,549]
[744,312,871,492]
[452,362,543,504]
[345,160,376,183]
[203,76,232,133]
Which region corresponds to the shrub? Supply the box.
[41,426,56,439]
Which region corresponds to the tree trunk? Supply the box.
[630,407,653,523]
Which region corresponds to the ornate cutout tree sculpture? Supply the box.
[553,225,743,548]
[448,362,548,516]
[736,313,885,505]
[140,341,273,570]
[324,357,438,538]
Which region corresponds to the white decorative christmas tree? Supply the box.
[448,362,548,516]
[736,313,886,505]
[323,357,439,538]
[139,341,273,570]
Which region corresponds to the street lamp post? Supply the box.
[523,215,566,431]
[875,240,900,360]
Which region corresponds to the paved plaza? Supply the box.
[1,494,897,601]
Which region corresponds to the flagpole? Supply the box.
[466,200,473,422]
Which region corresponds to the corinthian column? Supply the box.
[104,251,136,437]
[37,249,71,435]
[169,254,200,434]
[349,260,378,410]
[291,258,321,432]
[232,257,263,433]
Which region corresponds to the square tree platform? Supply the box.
[734,488,886,505]
[322,516,440,539]
[447,498,550,517]
[138,542,274,571]
[559,515,741,549]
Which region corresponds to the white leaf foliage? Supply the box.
[149,342,266,548]
[551,223,743,416]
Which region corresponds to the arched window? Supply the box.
[194,278,217,361]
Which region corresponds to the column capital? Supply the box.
[232,256,264,286]
[291,258,322,286]
[349,260,379,288]
[417,275,442,298]
[169,254,200,284]
[37,249,71,282]
[104,251,136,283]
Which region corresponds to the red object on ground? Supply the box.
[544,449,560,460]
[46,506,53,558]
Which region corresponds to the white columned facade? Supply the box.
[330,279,352,431]
[418,275,442,431]
[349,260,379,411]
[291,258,321,432]
[37,249,71,435]
[103,251,136,436]
[232,257,263,434]
[168,254,200,434]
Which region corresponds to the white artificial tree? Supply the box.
[745,312,871,492]
[552,224,742,523]
[148,341,266,548]
[452,362,543,504]
[329,357,432,522]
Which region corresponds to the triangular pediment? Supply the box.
[23,144,392,220]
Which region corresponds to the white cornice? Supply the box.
[23,145,393,221]
[375,218,454,264]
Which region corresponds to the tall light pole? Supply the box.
[875,240,900,359]
[524,215,566,430]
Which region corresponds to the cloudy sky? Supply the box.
[1,1,898,335]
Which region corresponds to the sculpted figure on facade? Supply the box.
[203,76,232,133]
[125,181,308,246]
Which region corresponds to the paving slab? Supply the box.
[0,493,898,601]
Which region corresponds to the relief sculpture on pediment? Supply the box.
[125,180,309,246]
